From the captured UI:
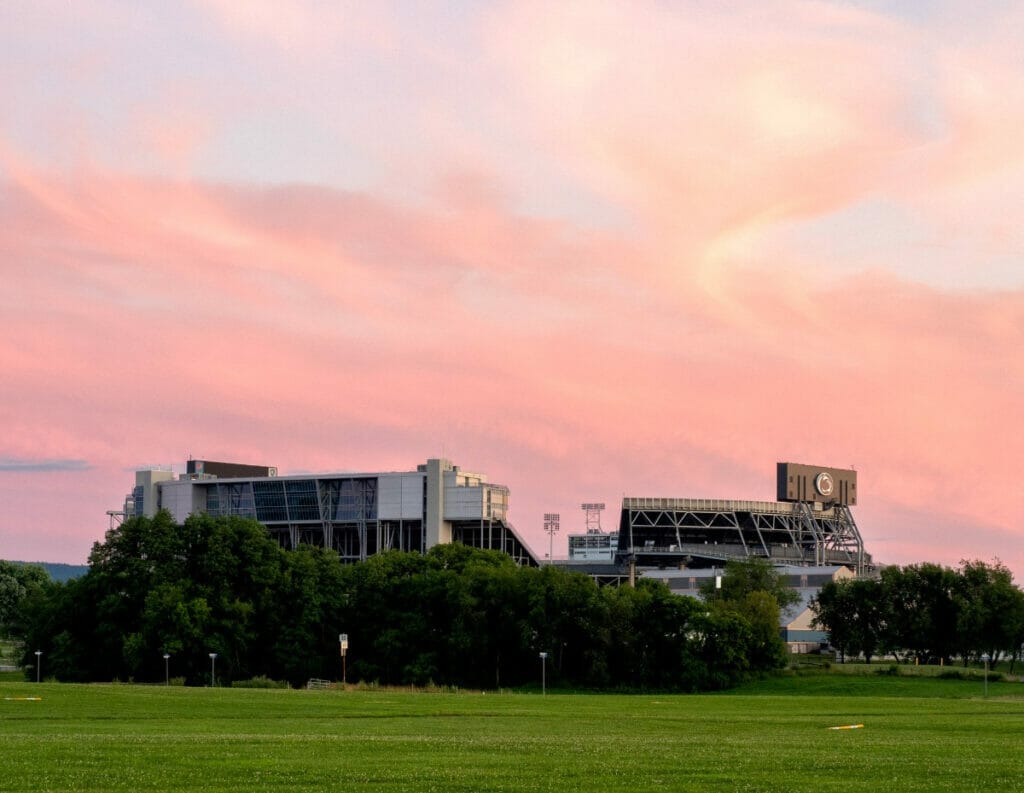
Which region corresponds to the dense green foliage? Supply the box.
[12,513,790,689]
[700,556,801,610]
[699,557,795,672]
[0,560,49,640]
[1,678,1023,791]
[812,560,1024,667]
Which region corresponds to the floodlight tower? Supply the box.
[581,503,605,535]
[543,513,560,564]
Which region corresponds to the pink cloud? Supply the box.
[4,149,1023,575]
[3,3,1024,580]
[484,1,921,248]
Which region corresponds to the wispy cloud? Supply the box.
[0,458,92,473]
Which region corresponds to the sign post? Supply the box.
[339,634,349,686]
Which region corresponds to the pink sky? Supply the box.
[2,1,1023,577]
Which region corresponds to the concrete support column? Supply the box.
[424,458,452,549]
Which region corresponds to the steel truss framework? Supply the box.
[201,476,537,565]
[451,521,536,567]
[618,498,869,574]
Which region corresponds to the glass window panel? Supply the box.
[252,480,285,522]
[286,479,320,521]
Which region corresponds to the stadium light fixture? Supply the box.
[543,514,560,564]
[580,503,605,534]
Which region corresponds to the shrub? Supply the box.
[231,676,290,689]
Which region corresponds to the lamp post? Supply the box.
[34,650,42,683]
[982,653,990,697]
[339,634,348,686]
[539,651,548,695]
[209,652,217,687]
[163,653,170,685]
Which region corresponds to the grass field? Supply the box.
[1,675,1022,792]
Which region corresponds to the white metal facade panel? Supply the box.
[444,484,485,520]
[377,473,424,520]
[158,480,195,523]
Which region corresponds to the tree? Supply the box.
[956,559,1023,668]
[812,577,884,663]
[268,545,349,685]
[881,564,961,664]
[699,558,795,674]
[697,608,756,689]
[0,561,50,639]
[21,511,291,684]
[700,558,800,610]
[19,523,793,691]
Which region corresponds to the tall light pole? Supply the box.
[163,653,170,685]
[209,652,217,687]
[581,503,605,534]
[34,650,42,683]
[543,514,560,564]
[539,651,548,695]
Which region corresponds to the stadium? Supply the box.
[617,463,867,572]
[563,462,869,573]
[115,457,536,566]
[115,458,871,582]
[113,457,872,649]
[116,458,868,577]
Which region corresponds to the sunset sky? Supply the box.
[2,1,1023,577]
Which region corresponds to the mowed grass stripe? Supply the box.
[1,679,1023,791]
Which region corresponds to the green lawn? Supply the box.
[1,676,1022,791]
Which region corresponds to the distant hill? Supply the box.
[5,561,89,582]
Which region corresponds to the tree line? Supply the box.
[812,560,1024,667]
[2,512,794,690]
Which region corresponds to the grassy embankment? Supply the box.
[1,671,1022,792]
